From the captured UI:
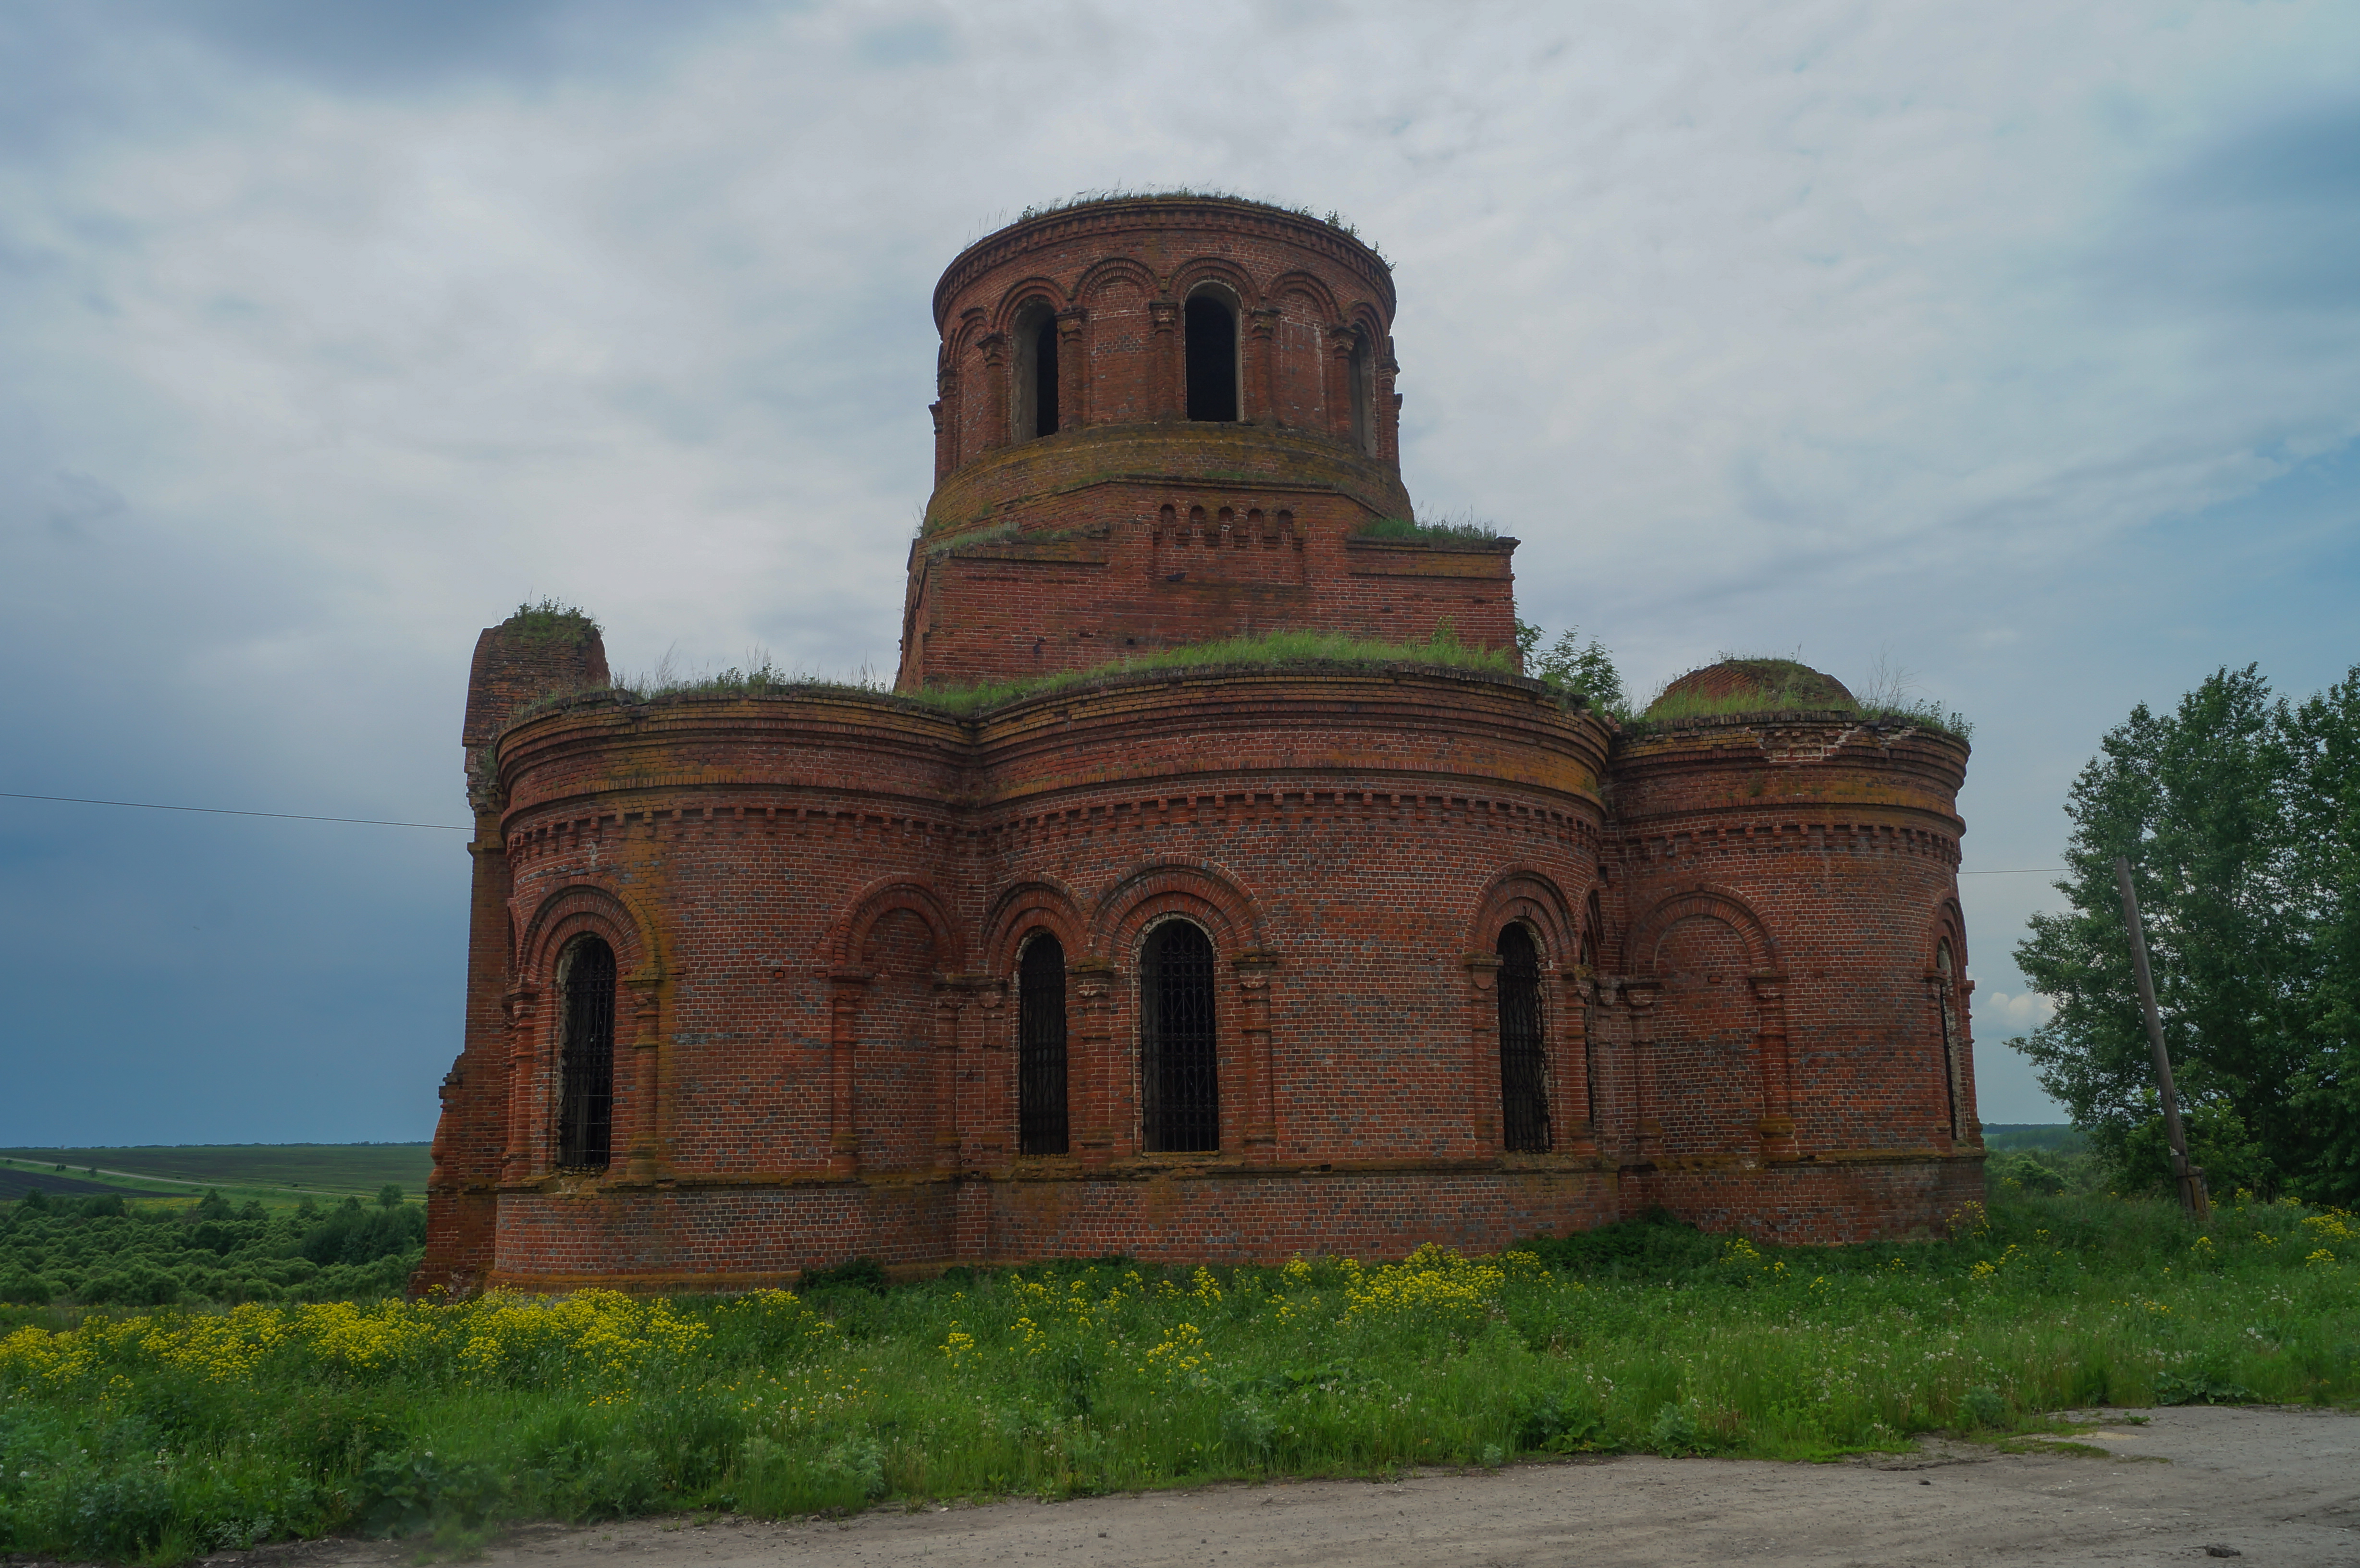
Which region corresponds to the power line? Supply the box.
[0,790,469,831]
[1960,868,2063,875]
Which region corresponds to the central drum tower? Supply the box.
[417,196,1981,1295]
[903,197,1514,689]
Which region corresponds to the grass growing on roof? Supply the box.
[0,1188,2352,1560]
[1003,189,1377,246]
[497,598,599,647]
[910,626,1517,714]
[1633,657,1974,741]
[1354,512,1502,546]
[504,629,1527,733]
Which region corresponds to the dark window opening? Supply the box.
[1348,331,1374,453]
[1013,304,1059,441]
[1142,920,1218,1152]
[557,936,616,1169]
[1019,933,1069,1156]
[1032,316,1059,437]
[1936,940,1960,1138]
[1579,934,1599,1126]
[1185,294,1237,422]
[1498,923,1550,1153]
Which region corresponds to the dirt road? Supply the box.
[316,1406,2356,1568]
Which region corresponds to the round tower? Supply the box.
[1603,659,1979,1238]
[899,196,1515,692]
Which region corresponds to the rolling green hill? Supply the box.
[0,1144,431,1201]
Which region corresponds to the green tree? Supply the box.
[2285,668,2360,1197]
[1515,619,1627,716]
[2013,664,2360,1202]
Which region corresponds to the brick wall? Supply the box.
[416,198,1982,1295]
[416,667,1979,1293]
[421,617,611,1295]
[898,199,1476,692]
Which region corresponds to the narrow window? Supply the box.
[1348,331,1374,453]
[1018,933,1069,1156]
[1936,940,1961,1138]
[1142,920,1218,1152]
[1013,303,1059,441]
[1497,924,1551,1152]
[1578,933,1599,1127]
[1032,315,1059,437]
[1184,294,1238,422]
[557,936,616,1169]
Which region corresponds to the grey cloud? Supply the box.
[2105,97,2360,316]
[130,0,770,91]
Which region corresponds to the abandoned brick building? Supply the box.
[416,196,1980,1293]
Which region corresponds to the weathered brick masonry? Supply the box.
[418,198,1979,1294]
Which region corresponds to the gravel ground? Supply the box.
[200,1404,2360,1568]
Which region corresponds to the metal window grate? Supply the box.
[1142,921,1219,1152]
[557,937,616,1169]
[1497,924,1551,1152]
[1018,933,1069,1156]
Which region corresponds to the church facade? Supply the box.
[416,196,1981,1295]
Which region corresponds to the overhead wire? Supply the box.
[0,790,469,831]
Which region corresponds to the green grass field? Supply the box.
[0,1186,2352,1562]
[0,1145,430,1209]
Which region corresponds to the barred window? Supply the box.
[557,936,616,1169]
[1142,920,1218,1152]
[1018,933,1069,1156]
[1497,923,1551,1152]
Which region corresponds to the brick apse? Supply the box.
[417,196,1981,1294]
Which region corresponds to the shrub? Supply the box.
[799,1257,888,1294]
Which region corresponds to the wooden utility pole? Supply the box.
[2113,856,2211,1220]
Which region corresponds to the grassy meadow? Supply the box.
[0,1185,2353,1562]
[0,1146,432,1211]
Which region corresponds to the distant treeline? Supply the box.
[0,1188,422,1307]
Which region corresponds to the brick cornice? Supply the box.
[934,197,1395,331]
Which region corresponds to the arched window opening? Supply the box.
[1348,331,1374,453]
[1142,920,1218,1152]
[556,935,616,1169]
[1497,923,1551,1152]
[1184,293,1238,422]
[1013,303,1059,441]
[1018,932,1069,1156]
[1936,940,1961,1138]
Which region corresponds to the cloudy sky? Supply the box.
[3,0,2355,1145]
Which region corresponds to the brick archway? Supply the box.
[1624,886,1794,1161]
[1084,859,1275,1162]
[1464,868,1589,1154]
[818,877,965,1177]
[511,883,664,1181]
[1929,899,1973,1145]
[824,875,965,973]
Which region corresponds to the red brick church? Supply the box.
[416,196,1981,1294]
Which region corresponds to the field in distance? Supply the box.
[0,1144,430,1205]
